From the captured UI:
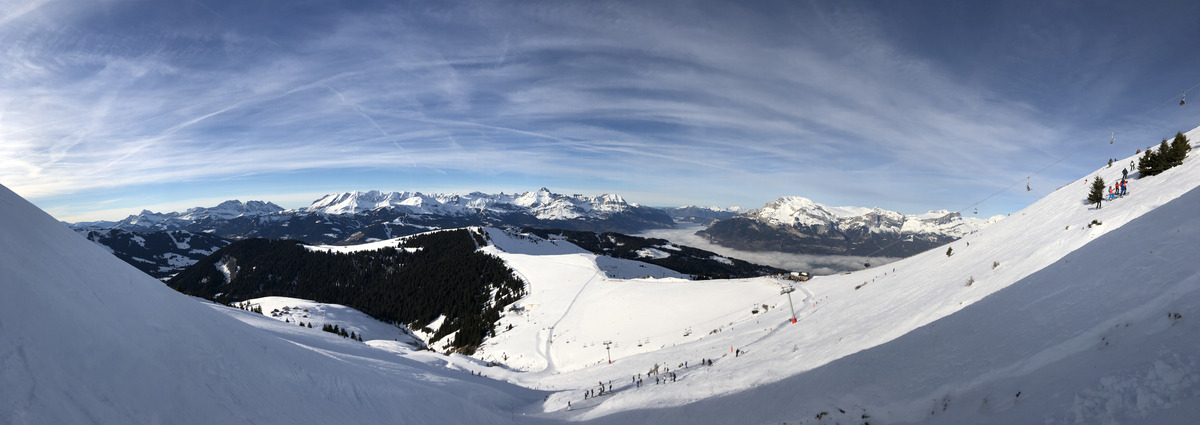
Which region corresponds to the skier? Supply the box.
[1122,168,1128,180]
[567,401,572,411]
[1121,180,1127,196]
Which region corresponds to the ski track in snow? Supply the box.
[544,269,604,373]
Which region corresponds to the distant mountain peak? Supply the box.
[304,189,646,221]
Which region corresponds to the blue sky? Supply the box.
[2,0,1198,222]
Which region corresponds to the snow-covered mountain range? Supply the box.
[307,188,647,222]
[69,189,678,280]
[3,127,1199,424]
[85,200,286,231]
[78,189,675,243]
[71,190,997,280]
[698,196,1003,257]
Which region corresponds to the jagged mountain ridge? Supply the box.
[74,189,675,278]
[308,188,645,221]
[83,189,674,242]
[665,205,746,224]
[699,195,1003,257]
[103,200,286,230]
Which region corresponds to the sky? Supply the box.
[2,0,1199,222]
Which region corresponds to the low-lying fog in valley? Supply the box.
[636,223,899,276]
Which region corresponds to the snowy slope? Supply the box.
[445,128,1200,423]
[4,127,1198,425]
[471,228,764,371]
[245,296,424,348]
[0,184,542,424]
[581,157,1200,424]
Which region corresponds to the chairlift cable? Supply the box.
[954,80,1200,219]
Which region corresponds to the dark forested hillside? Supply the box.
[521,228,787,279]
[697,216,954,257]
[79,229,231,279]
[168,229,524,353]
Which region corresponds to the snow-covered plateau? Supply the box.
[3,127,1199,424]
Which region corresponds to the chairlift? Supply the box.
[1182,91,1188,106]
[973,207,978,215]
[1110,131,1115,144]
[1027,177,1031,191]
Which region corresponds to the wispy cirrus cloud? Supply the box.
[2,0,1197,221]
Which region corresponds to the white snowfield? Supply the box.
[2,127,1198,424]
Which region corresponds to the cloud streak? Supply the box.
[2,0,1198,220]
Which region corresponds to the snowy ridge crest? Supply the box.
[749,195,1001,237]
[111,200,284,230]
[305,188,639,221]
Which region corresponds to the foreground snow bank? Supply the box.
[0,184,542,425]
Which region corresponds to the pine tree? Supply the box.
[945,247,953,257]
[1088,176,1106,205]
[1138,147,1157,178]
[1168,132,1191,167]
[1156,139,1172,171]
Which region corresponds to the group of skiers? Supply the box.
[1090,161,1135,210]
[1108,177,1129,201]
[583,381,612,399]
[565,355,728,411]
[1107,165,1134,201]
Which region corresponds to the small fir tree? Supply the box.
[945,247,953,257]
[1088,176,1106,205]
[1138,147,1157,178]
[1156,139,1172,170]
[1168,132,1191,167]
